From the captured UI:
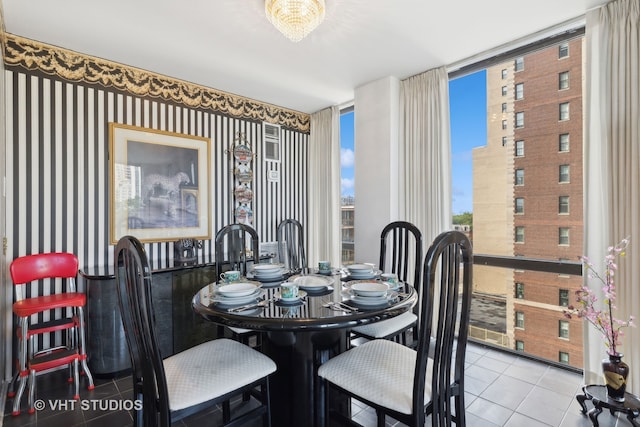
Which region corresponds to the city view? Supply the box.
[340,37,585,368]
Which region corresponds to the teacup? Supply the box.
[318,260,331,272]
[220,270,241,283]
[280,282,299,300]
[381,273,399,288]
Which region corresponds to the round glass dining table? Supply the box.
[191,272,417,427]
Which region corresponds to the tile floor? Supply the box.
[1,342,635,426]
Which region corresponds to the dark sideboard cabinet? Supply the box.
[79,262,221,377]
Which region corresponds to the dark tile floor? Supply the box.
[2,342,636,426]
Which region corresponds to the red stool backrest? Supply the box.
[10,252,79,285]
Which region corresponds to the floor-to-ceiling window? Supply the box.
[340,107,355,265]
[450,33,585,368]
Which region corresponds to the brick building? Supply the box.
[512,38,585,367]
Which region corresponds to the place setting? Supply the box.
[342,263,382,281]
[247,263,289,284]
[209,279,266,309]
[342,280,398,308]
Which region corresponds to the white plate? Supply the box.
[347,263,375,272]
[252,264,285,273]
[289,274,335,291]
[275,290,307,303]
[347,269,381,279]
[216,282,261,297]
[350,281,389,297]
[349,291,398,307]
[212,289,265,306]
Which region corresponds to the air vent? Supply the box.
[263,122,281,162]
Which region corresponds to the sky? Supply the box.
[340,71,487,213]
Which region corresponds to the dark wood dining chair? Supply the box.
[214,223,263,346]
[350,221,423,346]
[214,223,261,280]
[318,230,472,426]
[276,218,307,273]
[115,235,276,427]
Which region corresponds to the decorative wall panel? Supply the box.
[4,39,309,271]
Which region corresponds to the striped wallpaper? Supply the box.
[5,68,309,271]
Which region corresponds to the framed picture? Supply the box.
[109,123,211,244]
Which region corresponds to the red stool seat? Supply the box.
[13,293,86,317]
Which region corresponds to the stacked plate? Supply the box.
[289,274,334,293]
[344,280,395,306]
[250,264,287,281]
[212,281,264,306]
[345,264,379,280]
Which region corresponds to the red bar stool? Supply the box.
[8,252,94,415]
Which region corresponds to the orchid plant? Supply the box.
[564,237,635,356]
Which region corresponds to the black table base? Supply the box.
[262,329,349,427]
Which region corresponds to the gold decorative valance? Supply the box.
[3,33,310,133]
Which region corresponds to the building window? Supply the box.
[559,351,570,364]
[559,102,570,121]
[515,140,524,156]
[515,83,524,100]
[559,43,569,58]
[515,169,524,185]
[515,197,524,214]
[559,165,570,183]
[501,68,508,79]
[559,133,570,152]
[515,282,525,299]
[559,71,569,90]
[502,136,508,146]
[559,289,570,307]
[515,111,524,128]
[559,320,570,339]
[559,227,570,245]
[516,311,525,329]
[515,226,525,243]
[502,85,508,96]
[516,340,525,351]
[502,102,508,113]
[515,57,524,71]
[502,119,508,130]
[559,196,569,214]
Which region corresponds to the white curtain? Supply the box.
[308,106,342,268]
[399,67,453,246]
[584,0,640,390]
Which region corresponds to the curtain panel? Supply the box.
[584,0,640,390]
[399,67,453,245]
[308,106,342,268]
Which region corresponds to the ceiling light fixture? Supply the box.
[265,0,326,42]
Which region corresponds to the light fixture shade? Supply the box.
[265,0,326,42]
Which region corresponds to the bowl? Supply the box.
[350,281,389,297]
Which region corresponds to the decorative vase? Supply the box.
[602,352,629,402]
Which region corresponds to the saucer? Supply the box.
[275,290,307,304]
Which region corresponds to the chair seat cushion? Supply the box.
[351,311,417,339]
[318,339,432,415]
[163,338,276,411]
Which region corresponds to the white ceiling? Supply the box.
[2,0,611,114]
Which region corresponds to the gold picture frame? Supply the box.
[109,123,211,244]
